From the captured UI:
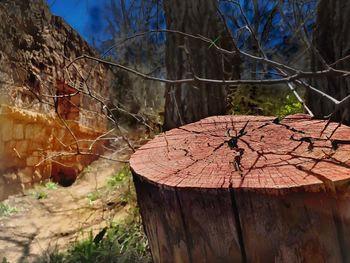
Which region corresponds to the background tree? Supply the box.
[99,0,319,129]
[68,0,350,132]
[219,0,317,116]
[102,0,165,127]
[163,0,240,130]
[308,0,350,124]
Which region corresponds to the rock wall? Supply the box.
[0,105,104,197]
[0,0,112,199]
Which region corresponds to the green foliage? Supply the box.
[107,166,132,189]
[87,191,101,205]
[278,95,303,117]
[119,190,133,206]
[66,211,150,263]
[33,166,151,263]
[0,202,18,217]
[86,165,134,206]
[44,181,59,190]
[31,248,65,263]
[31,187,48,200]
[84,165,93,173]
[30,180,59,200]
[32,211,151,263]
[227,85,303,118]
[105,165,136,207]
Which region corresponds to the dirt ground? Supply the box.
[0,148,132,263]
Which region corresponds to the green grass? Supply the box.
[107,166,132,189]
[278,95,303,117]
[86,191,101,205]
[32,212,151,263]
[30,249,65,263]
[44,181,59,190]
[86,165,133,206]
[64,210,150,263]
[84,165,93,173]
[106,166,135,206]
[0,202,18,217]
[31,187,48,200]
[32,166,151,263]
[30,180,59,200]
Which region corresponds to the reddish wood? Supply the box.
[130,114,350,263]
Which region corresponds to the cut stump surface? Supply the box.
[131,114,350,192]
[130,114,350,263]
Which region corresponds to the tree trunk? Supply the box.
[163,0,240,130]
[307,0,350,124]
[131,114,350,263]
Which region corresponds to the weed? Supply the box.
[63,210,151,263]
[278,95,302,117]
[33,166,151,263]
[31,247,65,263]
[227,85,303,117]
[87,191,101,205]
[107,166,132,189]
[44,180,59,190]
[29,180,59,200]
[109,166,137,206]
[0,202,18,217]
[119,188,135,206]
[84,165,93,173]
[31,187,48,200]
[32,211,151,263]
[85,166,133,207]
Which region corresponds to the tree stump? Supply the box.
[130,114,350,263]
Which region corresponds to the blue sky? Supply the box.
[48,0,108,46]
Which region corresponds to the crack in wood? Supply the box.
[178,127,224,138]
[142,116,350,190]
[232,149,244,177]
[331,204,349,263]
[174,189,194,263]
[225,121,249,178]
[131,115,350,263]
[228,185,247,263]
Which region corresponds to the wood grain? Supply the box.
[131,114,350,263]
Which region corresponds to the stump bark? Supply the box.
[130,114,350,263]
